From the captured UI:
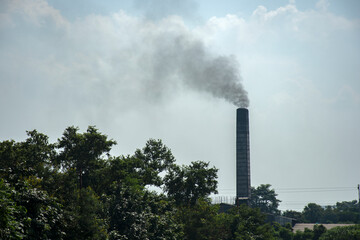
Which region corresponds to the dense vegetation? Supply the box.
[250,185,360,224]
[282,200,360,224]
[1,126,359,239]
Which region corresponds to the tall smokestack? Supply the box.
[236,108,250,204]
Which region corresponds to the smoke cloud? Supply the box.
[138,20,249,108]
[0,1,249,126]
[176,38,249,108]
[129,0,248,108]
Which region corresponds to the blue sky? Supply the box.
[1,0,359,211]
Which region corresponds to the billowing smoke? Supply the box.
[0,0,249,121]
[143,26,249,108]
[129,0,248,107]
[129,0,249,107]
[178,38,249,108]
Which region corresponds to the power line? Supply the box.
[218,186,355,190]
[277,187,355,190]
[277,189,355,193]
[280,202,336,205]
[217,186,356,194]
[276,186,355,193]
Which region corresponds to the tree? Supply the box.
[284,200,360,224]
[283,210,304,222]
[17,183,66,240]
[64,187,108,240]
[175,198,219,240]
[56,126,116,189]
[0,130,55,184]
[319,225,360,240]
[230,205,274,240]
[89,155,144,196]
[3,126,290,240]
[133,139,175,186]
[164,161,218,206]
[334,200,359,223]
[19,130,55,178]
[294,228,314,240]
[0,131,67,239]
[0,179,66,240]
[272,222,294,240]
[250,184,281,215]
[173,199,273,240]
[322,206,338,223]
[313,224,327,240]
[0,179,26,240]
[0,140,26,183]
[107,182,182,240]
[91,139,177,195]
[303,203,324,223]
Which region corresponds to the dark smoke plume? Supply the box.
[120,1,248,108]
[147,32,249,108]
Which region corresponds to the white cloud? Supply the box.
[0,0,68,28]
[197,1,358,55]
[252,4,298,22]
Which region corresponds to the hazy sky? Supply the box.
[1,0,359,211]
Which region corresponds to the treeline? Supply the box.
[1,126,359,239]
[275,224,360,240]
[283,201,360,224]
[0,126,264,239]
[249,184,360,224]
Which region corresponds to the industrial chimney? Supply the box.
[236,108,251,205]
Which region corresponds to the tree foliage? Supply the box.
[303,203,325,223]
[250,184,281,215]
[56,126,116,189]
[319,225,360,240]
[0,126,220,239]
[134,139,175,187]
[1,126,359,239]
[164,161,218,206]
[0,179,26,239]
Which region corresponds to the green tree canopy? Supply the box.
[250,184,281,215]
[0,130,55,184]
[303,203,324,223]
[133,139,175,187]
[319,225,360,240]
[56,126,116,189]
[164,161,218,206]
